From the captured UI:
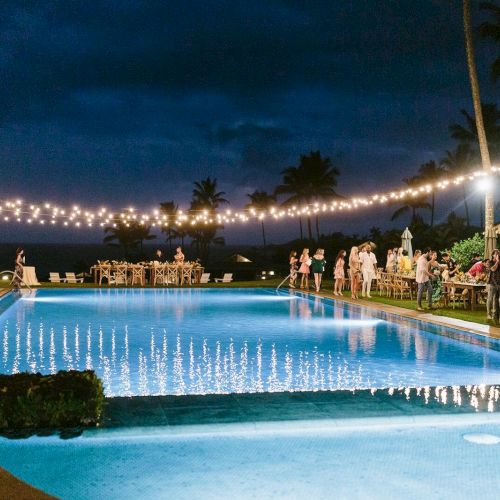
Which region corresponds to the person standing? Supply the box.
[416,247,434,311]
[412,249,422,271]
[289,251,298,289]
[385,249,394,273]
[12,248,24,289]
[174,246,185,264]
[360,245,377,298]
[155,248,164,262]
[349,246,361,299]
[298,248,311,289]
[488,250,500,322]
[333,250,346,296]
[399,250,412,274]
[311,249,326,293]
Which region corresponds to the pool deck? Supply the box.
[311,289,500,340]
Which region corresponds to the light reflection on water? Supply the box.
[1,288,500,398]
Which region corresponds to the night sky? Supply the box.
[0,1,497,244]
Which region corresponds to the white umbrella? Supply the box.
[401,227,413,261]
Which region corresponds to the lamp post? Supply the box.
[463,0,495,258]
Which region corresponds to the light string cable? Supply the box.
[0,167,497,229]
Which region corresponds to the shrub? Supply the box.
[0,370,104,430]
[445,233,485,271]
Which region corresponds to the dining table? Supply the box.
[442,281,486,311]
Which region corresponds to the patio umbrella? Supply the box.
[401,227,413,261]
[484,226,497,259]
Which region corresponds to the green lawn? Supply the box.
[1,278,492,327]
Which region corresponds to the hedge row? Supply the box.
[0,370,104,429]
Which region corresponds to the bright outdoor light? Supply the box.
[1,275,9,281]
[476,176,493,192]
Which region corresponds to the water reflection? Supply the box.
[1,319,500,406]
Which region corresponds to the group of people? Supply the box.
[155,247,185,264]
[288,245,378,298]
[287,244,499,321]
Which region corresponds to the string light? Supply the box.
[0,167,496,229]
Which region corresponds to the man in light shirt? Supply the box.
[416,247,434,311]
[359,244,377,298]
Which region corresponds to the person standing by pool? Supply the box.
[289,250,298,288]
[385,249,394,273]
[360,245,377,298]
[488,250,500,322]
[174,247,185,264]
[12,248,24,289]
[333,250,346,296]
[348,246,361,299]
[428,251,444,304]
[399,249,412,274]
[311,248,326,293]
[416,247,434,311]
[298,248,311,289]
[412,249,422,271]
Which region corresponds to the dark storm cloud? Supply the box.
[0,0,496,243]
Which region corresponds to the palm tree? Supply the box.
[449,103,500,161]
[159,201,180,251]
[390,178,432,225]
[275,151,342,240]
[441,143,475,226]
[189,177,228,261]
[414,161,445,226]
[245,190,276,247]
[462,0,495,257]
[478,1,500,82]
[103,221,156,259]
[191,177,229,210]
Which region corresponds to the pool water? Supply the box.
[1,419,499,499]
[1,288,500,396]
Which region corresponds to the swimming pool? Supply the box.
[1,418,500,499]
[1,288,500,396]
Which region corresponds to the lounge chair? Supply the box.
[199,273,211,283]
[214,273,233,283]
[49,272,66,283]
[65,272,84,284]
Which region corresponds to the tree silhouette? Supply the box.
[275,151,342,240]
[449,103,500,162]
[391,178,432,225]
[414,161,445,226]
[189,177,228,261]
[159,201,180,251]
[245,190,277,247]
[478,2,500,82]
[103,221,156,259]
[441,143,475,226]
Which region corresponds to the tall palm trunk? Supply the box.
[307,216,313,241]
[315,214,320,241]
[430,192,435,226]
[462,185,471,226]
[299,217,303,240]
[463,0,494,255]
[261,221,267,247]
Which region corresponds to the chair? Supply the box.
[214,273,233,283]
[65,272,84,284]
[152,264,167,286]
[110,265,127,286]
[98,265,112,285]
[49,272,65,283]
[130,265,145,286]
[199,272,211,284]
[166,265,178,285]
[180,265,193,285]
